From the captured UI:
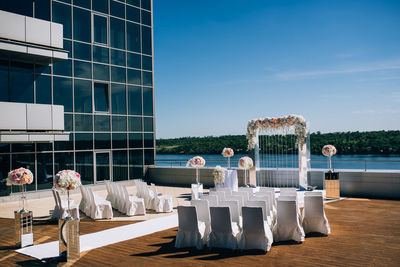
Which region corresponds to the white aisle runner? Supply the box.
[16,214,178,260]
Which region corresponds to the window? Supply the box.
[93,46,109,64]
[111,49,126,66]
[128,86,142,115]
[10,71,34,103]
[73,7,91,43]
[143,117,153,132]
[94,83,109,112]
[142,56,152,71]
[127,52,141,69]
[74,42,91,61]
[35,75,51,104]
[112,133,127,149]
[93,0,108,14]
[143,87,153,116]
[110,0,125,18]
[95,133,111,149]
[129,149,143,165]
[74,0,90,9]
[75,152,93,185]
[141,26,152,55]
[112,116,127,131]
[75,133,93,150]
[93,63,109,81]
[144,133,153,148]
[36,153,53,190]
[0,67,7,102]
[127,22,140,53]
[111,66,126,83]
[111,84,126,114]
[126,6,140,23]
[94,115,111,131]
[74,79,92,113]
[74,60,92,79]
[35,0,50,21]
[75,114,93,131]
[53,77,73,112]
[93,14,108,45]
[126,0,140,8]
[141,10,151,26]
[110,18,125,49]
[142,71,152,86]
[141,0,151,11]
[144,149,154,165]
[128,117,142,131]
[113,150,128,181]
[127,69,141,85]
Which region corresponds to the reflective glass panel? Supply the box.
[0,68,7,102]
[37,153,53,190]
[52,2,71,38]
[110,0,124,18]
[112,133,127,149]
[54,134,73,151]
[93,0,108,14]
[126,0,140,7]
[64,114,73,131]
[9,71,33,103]
[127,69,141,85]
[143,117,153,132]
[94,15,108,44]
[129,133,142,148]
[143,87,153,116]
[128,86,142,115]
[0,154,10,196]
[93,46,109,64]
[141,26,152,55]
[75,114,93,131]
[112,116,127,131]
[127,22,140,53]
[74,79,92,113]
[95,152,109,182]
[126,6,140,23]
[144,133,153,148]
[74,60,92,79]
[75,133,93,150]
[12,153,35,191]
[144,149,154,165]
[110,18,125,49]
[74,0,90,9]
[111,84,126,114]
[142,55,152,71]
[53,77,73,112]
[74,42,91,61]
[127,52,141,69]
[141,10,151,26]
[55,152,74,172]
[76,152,93,185]
[141,0,151,11]
[129,149,143,165]
[95,133,111,149]
[94,115,111,131]
[111,49,126,66]
[94,83,109,112]
[128,117,142,131]
[111,66,126,83]
[35,75,51,104]
[73,7,91,42]
[93,63,109,81]
[142,71,152,86]
[35,0,50,21]
[113,150,128,181]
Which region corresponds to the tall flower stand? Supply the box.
[59,190,80,261]
[14,210,33,248]
[325,171,340,199]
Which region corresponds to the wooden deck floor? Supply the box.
[1,198,399,266]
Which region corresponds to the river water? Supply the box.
[156,154,400,170]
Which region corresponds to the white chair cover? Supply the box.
[302,195,330,235]
[139,181,154,209]
[232,191,250,202]
[259,187,277,208]
[216,187,232,198]
[151,184,173,213]
[133,179,143,198]
[78,185,90,215]
[191,183,203,200]
[175,206,206,250]
[105,180,113,203]
[253,193,275,221]
[280,188,297,197]
[273,199,305,242]
[121,184,146,216]
[191,199,211,238]
[52,189,79,220]
[226,195,244,215]
[209,191,226,202]
[86,186,113,219]
[239,207,273,252]
[219,200,242,228]
[200,194,218,207]
[245,200,272,228]
[208,207,239,250]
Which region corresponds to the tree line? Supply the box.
[156,130,400,155]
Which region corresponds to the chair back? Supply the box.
[151,183,159,199]
[52,188,60,208]
[200,195,218,207]
[210,207,232,234]
[177,206,199,232]
[191,199,210,222]
[216,188,232,198]
[245,200,267,221]
[219,200,240,225]
[252,194,272,214]
[233,191,250,202]
[87,187,96,205]
[305,191,323,197]
[242,207,265,235]
[209,191,225,202]
[276,199,298,225]
[55,190,63,208]
[238,187,254,200]
[280,187,297,197]
[226,195,244,209]
[303,195,324,218]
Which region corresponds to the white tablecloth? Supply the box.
[216,170,238,192]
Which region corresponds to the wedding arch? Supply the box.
[246,115,309,189]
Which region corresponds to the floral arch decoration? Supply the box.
[246,114,307,150]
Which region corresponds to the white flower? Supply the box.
[213,165,226,185]
[186,156,206,168]
[238,156,253,169]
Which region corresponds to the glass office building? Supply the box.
[0,0,155,196]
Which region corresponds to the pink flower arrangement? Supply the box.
[222,148,234,158]
[322,145,337,157]
[186,156,206,168]
[6,168,33,186]
[238,156,254,169]
[54,170,81,191]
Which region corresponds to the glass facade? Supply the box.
[0,0,154,197]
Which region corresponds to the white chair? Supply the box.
[120,184,146,216]
[280,187,297,197]
[209,190,226,202]
[219,200,242,228]
[226,195,244,215]
[259,187,277,208]
[200,194,218,207]
[208,207,239,250]
[52,189,80,220]
[232,191,250,202]
[139,181,155,209]
[151,184,173,212]
[216,187,232,198]
[252,193,275,222]
[302,195,330,235]
[133,179,143,198]
[191,199,211,238]
[239,207,273,252]
[273,199,305,242]
[85,186,113,219]
[245,200,272,228]
[175,206,206,250]
[78,185,90,215]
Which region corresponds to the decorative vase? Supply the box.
[59,217,80,261]
[195,167,200,184]
[228,157,231,169]
[14,209,33,248]
[19,184,27,212]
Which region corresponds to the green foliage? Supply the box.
[156,131,400,155]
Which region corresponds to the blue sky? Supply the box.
[153,0,400,138]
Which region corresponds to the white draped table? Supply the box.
[215,169,238,192]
